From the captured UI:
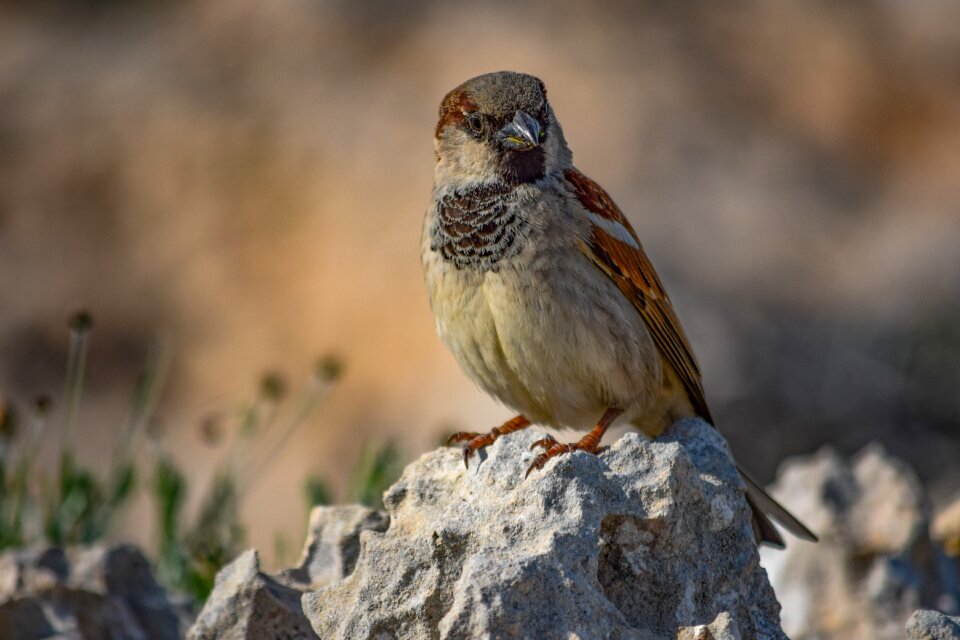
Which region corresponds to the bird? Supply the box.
[420,71,816,547]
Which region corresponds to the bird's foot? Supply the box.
[526,434,605,478]
[446,415,531,469]
[524,408,623,478]
[446,431,495,468]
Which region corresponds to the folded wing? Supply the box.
[564,168,817,545]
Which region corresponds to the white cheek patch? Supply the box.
[587,212,640,249]
[439,137,500,184]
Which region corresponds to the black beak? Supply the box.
[497,110,541,151]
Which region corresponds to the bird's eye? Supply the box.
[464,113,484,137]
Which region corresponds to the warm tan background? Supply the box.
[2,0,960,557]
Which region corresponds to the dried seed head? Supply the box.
[259,372,288,402]
[68,310,94,333]
[34,394,52,415]
[199,413,223,446]
[315,354,344,382]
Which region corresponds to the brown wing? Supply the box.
[565,168,818,545]
[564,168,713,425]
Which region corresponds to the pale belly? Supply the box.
[425,244,670,430]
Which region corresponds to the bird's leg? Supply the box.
[525,408,623,478]
[447,415,531,468]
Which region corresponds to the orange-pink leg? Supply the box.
[447,415,532,468]
[525,408,623,478]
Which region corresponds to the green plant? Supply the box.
[42,313,161,547]
[348,440,402,509]
[0,396,51,549]
[304,474,333,508]
[153,458,243,602]
[0,312,145,551]
[150,356,347,602]
[0,311,409,608]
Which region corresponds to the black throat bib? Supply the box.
[431,182,526,271]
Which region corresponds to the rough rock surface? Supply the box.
[187,549,317,640]
[761,444,960,640]
[676,612,742,640]
[278,505,390,590]
[907,609,960,640]
[0,544,187,639]
[188,505,389,639]
[302,418,786,639]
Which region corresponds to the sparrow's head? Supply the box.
[434,71,571,188]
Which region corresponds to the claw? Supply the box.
[530,435,558,451]
[447,432,486,468]
[523,408,622,479]
[525,442,575,478]
[446,416,533,471]
[525,453,548,478]
[461,435,494,468]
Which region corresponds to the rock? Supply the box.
[302,418,786,639]
[0,546,69,598]
[278,505,389,590]
[677,612,742,640]
[0,543,186,640]
[189,505,389,639]
[0,598,57,640]
[761,444,960,639]
[187,549,316,640]
[907,609,960,640]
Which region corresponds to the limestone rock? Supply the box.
[278,505,389,590]
[761,444,960,639]
[677,612,742,640]
[907,609,960,640]
[0,544,186,640]
[0,597,57,640]
[189,505,389,639]
[303,418,786,639]
[187,549,316,640]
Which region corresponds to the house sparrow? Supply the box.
[421,71,816,547]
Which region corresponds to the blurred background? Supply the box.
[2,0,959,586]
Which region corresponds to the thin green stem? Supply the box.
[119,335,173,463]
[60,314,92,451]
[235,374,335,495]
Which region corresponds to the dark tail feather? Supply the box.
[746,492,785,548]
[738,466,818,547]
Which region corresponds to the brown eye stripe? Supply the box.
[435,90,479,138]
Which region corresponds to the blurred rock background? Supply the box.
[1,0,959,562]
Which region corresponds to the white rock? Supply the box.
[762,444,960,639]
[907,609,960,640]
[303,418,786,639]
